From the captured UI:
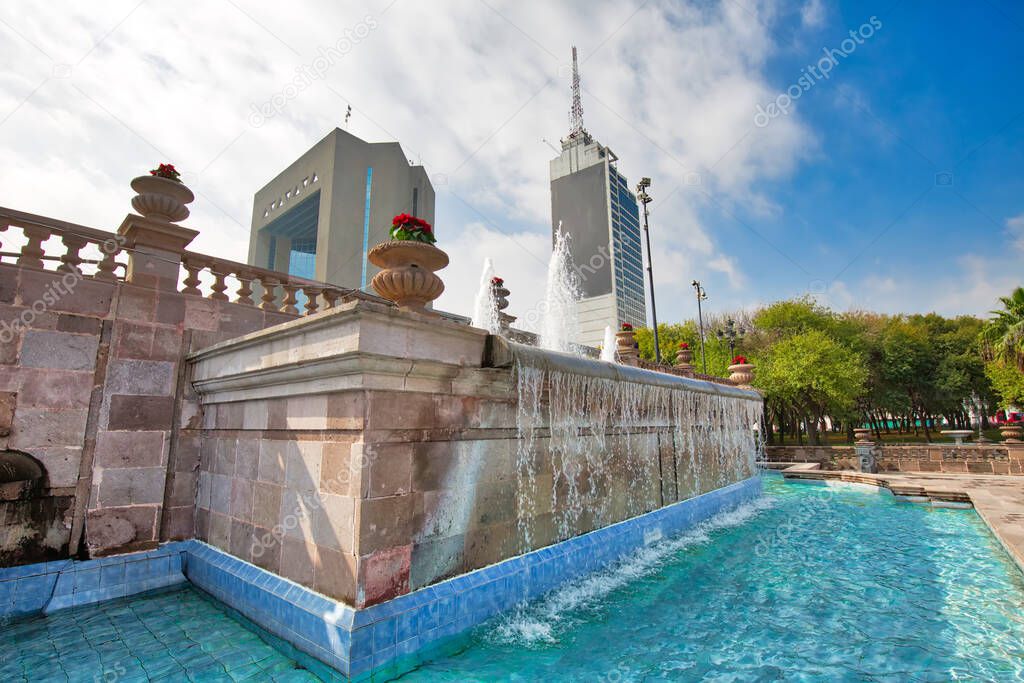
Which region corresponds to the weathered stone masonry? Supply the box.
[0,205,346,564]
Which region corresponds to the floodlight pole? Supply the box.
[637,177,660,363]
[692,280,708,374]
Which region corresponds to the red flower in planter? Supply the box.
[491,277,504,286]
[149,163,181,182]
[390,213,436,244]
[679,342,689,349]
[732,355,748,365]
[621,322,633,332]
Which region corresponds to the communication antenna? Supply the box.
[344,105,352,129]
[569,46,584,138]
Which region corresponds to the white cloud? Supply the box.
[1007,213,1024,253]
[836,256,1017,317]
[800,0,827,28]
[0,0,815,322]
[433,223,550,330]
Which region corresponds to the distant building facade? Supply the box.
[549,50,646,348]
[248,128,434,292]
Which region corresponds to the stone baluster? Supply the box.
[17,225,50,269]
[180,257,204,296]
[259,276,279,311]
[322,289,341,309]
[235,269,255,306]
[57,234,88,275]
[302,286,322,315]
[280,283,300,315]
[209,266,229,301]
[95,241,120,282]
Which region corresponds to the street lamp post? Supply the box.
[716,318,745,358]
[691,280,708,374]
[637,177,661,364]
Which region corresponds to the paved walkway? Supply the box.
[781,466,1024,573]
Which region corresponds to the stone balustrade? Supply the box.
[178,251,365,316]
[637,358,736,387]
[1,205,379,316]
[765,443,1024,475]
[0,207,128,281]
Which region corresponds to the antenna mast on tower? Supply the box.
[569,46,585,139]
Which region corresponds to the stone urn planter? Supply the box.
[130,175,195,223]
[492,281,516,329]
[1000,423,1023,443]
[615,327,638,364]
[727,362,755,387]
[673,345,694,376]
[368,240,449,313]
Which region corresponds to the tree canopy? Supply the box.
[981,286,1024,371]
[633,289,1022,445]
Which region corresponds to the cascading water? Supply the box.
[599,325,616,363]
[539,226,581,353]
[512,347,763,553]
[471,258,501,334]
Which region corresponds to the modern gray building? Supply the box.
[248,128,434,292]
[550,49,646,348]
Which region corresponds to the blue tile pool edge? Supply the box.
[186,475,762,679]
[0,476,762,680]
[0,542,189,621]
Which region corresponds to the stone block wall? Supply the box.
[0,262,296,564]
[190,300,759,608]
[765,444,1024,475]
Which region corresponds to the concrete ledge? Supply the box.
[489,337,762,402]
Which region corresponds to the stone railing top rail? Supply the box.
[636,358,736,387]
[1,205,129,280]
[766,443,1013,450]
[0,206,124,245]
[0,205,392,318]
[489,337,761,401]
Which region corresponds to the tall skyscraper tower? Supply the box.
[248,128,434,292]
[549,47,646,348]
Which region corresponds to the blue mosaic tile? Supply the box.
[0,476,759,680]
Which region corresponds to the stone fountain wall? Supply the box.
[189,299,762,608]
[0,259,299,565]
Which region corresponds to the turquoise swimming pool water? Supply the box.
[5,477,1024,681]
[1,584,329,682]
[398,475,1024,681]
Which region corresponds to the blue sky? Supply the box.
[1,0,1020,326]
[434,1,1024,322]
[737,0,1024,315]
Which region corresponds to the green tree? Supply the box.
[981,286,1024,371]
[755,329,868,445]
[986,360,1024,406]
[635,322,734,376]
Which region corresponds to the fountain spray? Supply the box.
[539,225,581,353]
[471,258,501,334]
[600,325,617,362]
